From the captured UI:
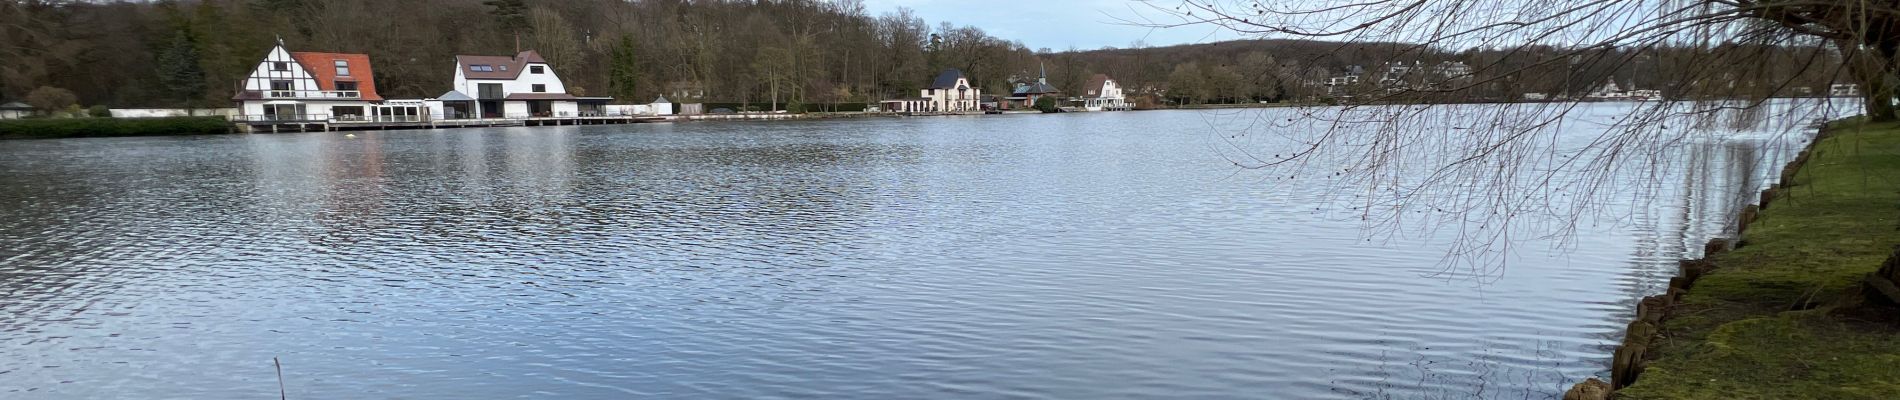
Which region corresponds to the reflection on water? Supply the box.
[0,104,1824,398]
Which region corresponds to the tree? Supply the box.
[607,35,640,102]
[1131,1,1896,119]
[1033,94,1057,112]
[156,30,207,111]
[1118,0,1879,274]
[26,86,77,114]
[528,7,579,68]
[485,0,529,35]
[1167,62,1204,104]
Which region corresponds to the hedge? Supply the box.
[0,116,233,139]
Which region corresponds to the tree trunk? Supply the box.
[1844,42,1898,122]
[1867,84,1896,122]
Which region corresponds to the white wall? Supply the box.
[110,108,239,118]
[503,101,529,117]
[605,104,652,116]
[919,77,981,112]
[453,60,569,100]
[237,101,374,120]
[552,101,578,117]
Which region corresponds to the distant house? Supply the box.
[1077,74,1127,111]
[0,101,31,119]
[883,68,982,113]
[650,96,674,116]
[1004,65,1060,110]
[1324,65,1365,96]
[1586,81,1628,100]
[231,39,383,123]
[451,50,609,118]
[1831,83,1861,97]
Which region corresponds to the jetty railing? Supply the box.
[247,90,363,100]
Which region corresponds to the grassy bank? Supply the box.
[1617,121,1900,399]
[0,116,232,139]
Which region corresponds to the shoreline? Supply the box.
[1567,119,1900,399]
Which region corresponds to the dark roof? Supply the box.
[1011,81,1059,96]
[456,50,548,80]
[929,68,969,89]
[504,93,579,100]
[1083,74,1113,96]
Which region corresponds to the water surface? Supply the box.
[0,106,1809,398]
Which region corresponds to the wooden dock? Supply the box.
[234,115,669,133]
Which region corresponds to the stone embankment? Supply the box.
[1568,121,1900,400]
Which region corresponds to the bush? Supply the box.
[26,86,78,113]
[1033,96,1057,112]
[87,105,110,118]
[0,116,231,139]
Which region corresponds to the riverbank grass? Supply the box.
[1619,121,1900,399]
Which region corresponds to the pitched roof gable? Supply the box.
[929,68,969,89]
[457,50,549,80]
[289,52,383,101]
[1084,74,1113,96]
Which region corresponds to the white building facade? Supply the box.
[231,41,382,122]
[450,51,592,118]
[1079,74,1127,111]
[922,68,981,112]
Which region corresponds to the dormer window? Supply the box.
[271,62,289,71]
[334,60,349,76]
[531,65,545,74]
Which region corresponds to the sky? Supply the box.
[858,0,1242,51]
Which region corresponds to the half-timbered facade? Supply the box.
[231,40,382,122]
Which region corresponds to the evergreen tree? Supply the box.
[156,30,207,110]
[485,0,530,35]
[608,35,640,101]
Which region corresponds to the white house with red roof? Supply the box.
[450,50,606,118]
[232,40,386,123]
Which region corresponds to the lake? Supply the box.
[0,104,1820,398]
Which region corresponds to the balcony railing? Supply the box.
[229,114,331,123]
[334,115,426,123]
[250,90,362,99]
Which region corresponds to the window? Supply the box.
[532,84,546,93]
[334,60,349,76]
[271,62,289,71]
[269,80,293,98]
[531,65,544,74]
[335,82,358,96]
[478,83,503,99]
[470,64,493,72]
[499,65,508,71]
